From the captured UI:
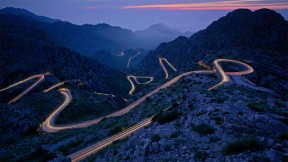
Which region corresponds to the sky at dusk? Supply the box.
[1,0,288,32]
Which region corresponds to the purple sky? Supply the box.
[1,0,287,32]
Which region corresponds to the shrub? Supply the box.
[146,97,151,102]
[279,132,288,141]
[113,149,118,156]
[211,116,223,125]
[193,124,215,135]
[124,155,130,160]
[247,102,268,112]
[174,141,180,147]
[170,131,180,138]
[194,151,208,161]
[223,138,263,155]
[151,134,161,142]
[154,109,182,125]
[210,136,221,143]
[212,97,226,103]
[22,146,56,161]
[237,111,244,115]
[164,145,171,151]
[108,126,122,136]
[274,101,285,108]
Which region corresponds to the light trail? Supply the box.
[67,59,256,160]
[42,71,195,132]
[43,81,66,93]
[127,52,141,69]
[68,116,154,162]
[159,57,177,79]
[198,61,212,70]
[95,92,128,101]
[94,92,116,97]
[115,52,124,57]
[0,74,45,104]
[7,59,253,133]
[1,59,263,161]
[127,75,154,95]
[208,59,253,90]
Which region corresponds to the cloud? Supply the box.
[122,0,288,10]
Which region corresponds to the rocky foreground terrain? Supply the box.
[85,74,288,162]
[0,73,287,161]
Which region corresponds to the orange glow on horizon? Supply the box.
[122,1,288,10]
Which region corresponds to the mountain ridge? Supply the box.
[135,8,288,95]
[0,7,60,23]
[0,7,191,56]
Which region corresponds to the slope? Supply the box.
[136,9,288,95]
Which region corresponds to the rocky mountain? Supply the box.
[0,8,195,70]
[136,9,288,95]
[134,23,192,48]
[0,12,133,146]
[0,14,130,95]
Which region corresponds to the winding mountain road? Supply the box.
[0,59,269,161]
[43,81,66,93]
[127,75,154,95]
[127,52,141,68]
[0,74,46,104]
[159,57,177,79]
[68,116,154,162]
[208,59,254,90]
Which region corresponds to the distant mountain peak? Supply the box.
[134,23,193,48]
[142,23,181,34]
[149,23,167,28]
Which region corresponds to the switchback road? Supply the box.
[0,59,270,161]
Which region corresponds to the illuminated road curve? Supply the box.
[127,75,154,95]
[68,116,154,162]
[208,59,254,90]
[127,52,140,69]
[0,74,46,104]
[43,81,66,93]
[159,57,177,79]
